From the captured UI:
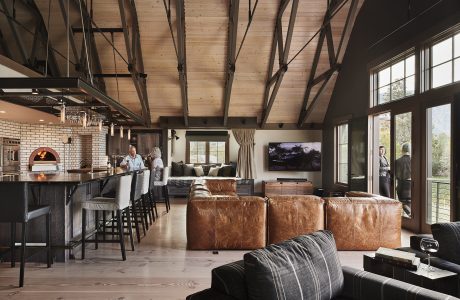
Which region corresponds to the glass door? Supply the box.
[371,112,392,197]
[423,103,452,231]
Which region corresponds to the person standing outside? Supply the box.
[395,143,411,216]
[120,145,145,171]
[379,145,390,197]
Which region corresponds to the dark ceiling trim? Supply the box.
[0,0,28,64]
[260,0,299,128]
[176,0,189,127]
[222,0,240,127]
[118,0,151,127]
[0,77,144,124]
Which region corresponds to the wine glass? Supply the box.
[420,238,439,272]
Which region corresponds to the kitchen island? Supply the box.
[0,168,132,262]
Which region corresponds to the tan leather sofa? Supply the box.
[187,179,266,250]
[325,196,402,250]
[267,195,325,244]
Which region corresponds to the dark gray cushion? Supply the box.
[431,222,460,264]
[429,257,460,275]
[186,288,238,300]
[218,165,233,177]
[201,164,216,176]
[171,161,184,176]
[244,230,344,300]
[183,164,195,176]
[211,260,247,300]
[341,266,456,300]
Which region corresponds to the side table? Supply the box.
[363,254,458,297]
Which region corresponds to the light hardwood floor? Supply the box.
[0,200,411,299]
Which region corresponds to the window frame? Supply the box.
[370,50,417,107]
[186,136,230,165]
[335,122,350,185]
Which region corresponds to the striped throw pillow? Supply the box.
[244,230,343,300]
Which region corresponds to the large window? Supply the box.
[186,131,229,164]
[429,33,460,88]
[372,54,415,105]
[336,123,349,184]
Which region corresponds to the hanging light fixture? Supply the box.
[82,111,87,128]
[60,103,66,123]
[120,125,124,138]
[31,88,39,95]
[110,123,114,136]
[127,128,131,140]
[98,119,103,132]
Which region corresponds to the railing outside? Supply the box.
[427,178,450,224]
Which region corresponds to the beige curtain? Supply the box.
[232,129,256,179]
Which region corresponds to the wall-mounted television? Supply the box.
[268,142,321,171]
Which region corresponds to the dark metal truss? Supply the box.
[118,0,151,127]
[260,0,299,128]
[296,0,358,127]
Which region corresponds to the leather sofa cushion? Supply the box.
[345,191,378,197]
[211,260,247,300]
[244,230,344,300]
[267,195,325,244]
[187,197,266,250]
[325,197,402,250]
[189,190,212,199]
[203,179,237,194]
[431,222,460,264]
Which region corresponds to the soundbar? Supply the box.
[276,178,308,182]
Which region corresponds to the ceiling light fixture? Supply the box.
[120,125,124,138]
[110,123,114,136]
[98,120,103,132]
[31,88,39,95]
[127,128,131,140]
[39,119,44,122]
[82,112,87,128]
[0,110,6,114]
[60,103,66,123]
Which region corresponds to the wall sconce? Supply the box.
[110,123,114,136]
[120,125,124,138]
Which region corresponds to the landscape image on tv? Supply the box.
[268,142,321,171]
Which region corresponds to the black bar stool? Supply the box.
[140,170,153,227]
[81,174,134,261]
[0,182,52,287]
[153,167,170,213]
[130,171,146,243]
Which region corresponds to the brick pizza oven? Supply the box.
[29,147,61,172]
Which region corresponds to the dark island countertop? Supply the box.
[0,168,132,183]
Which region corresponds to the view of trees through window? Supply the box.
[431,33,460,88]
[337,123,349,184]
[189,141,226,164]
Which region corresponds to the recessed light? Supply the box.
[0,110,5,114]
[48,122,53,125]
[39,119,44,122]
[32,88,39,95]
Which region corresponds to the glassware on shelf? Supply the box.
[420,237,439,272]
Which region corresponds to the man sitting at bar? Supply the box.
[120,145,145,171]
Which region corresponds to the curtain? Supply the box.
[232,129,256,179]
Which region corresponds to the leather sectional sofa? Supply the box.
[186,179,402,250]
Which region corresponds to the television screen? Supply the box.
[268,142,321,171]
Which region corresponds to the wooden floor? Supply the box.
[0,200,411,299]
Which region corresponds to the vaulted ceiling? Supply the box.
[0,0,364,128]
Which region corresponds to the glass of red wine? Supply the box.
[420,238,439,272]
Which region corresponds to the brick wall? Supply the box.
[0,119,108,171]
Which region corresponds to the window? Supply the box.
[429,33,460,88]
[372,54,415,106]
[336,123,349,184]
[186,131,229,164]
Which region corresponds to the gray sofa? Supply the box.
[187,231,458,300]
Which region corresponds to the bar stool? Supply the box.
[148,167,159,219]
[140,170,154,227]
[0,182,52,287]
[130,171,146,242]
[153,167,170,213]
[81,174,133,261]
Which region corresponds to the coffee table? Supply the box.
[363,254,458,296]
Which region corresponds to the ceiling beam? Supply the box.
[21,0,61,77]
[72,0,106,93]
[72,27,123,33]
[58,0,80,72]
[297,0,358,127]
[176,0,189,127]
[0,29,12,58]
[222,0,240,127]
[0,0,28,64]
[118,0,151,127]
[260,0,299,128]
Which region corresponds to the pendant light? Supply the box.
[98,120,102,132]
[110,123,114,136]
[82,112,87,128]
[60,103,66,123]
[120,125,124,138]
[127,128,131,140]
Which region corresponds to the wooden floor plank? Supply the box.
[0,199,411,299]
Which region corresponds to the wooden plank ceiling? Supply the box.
[0,0,363,127]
